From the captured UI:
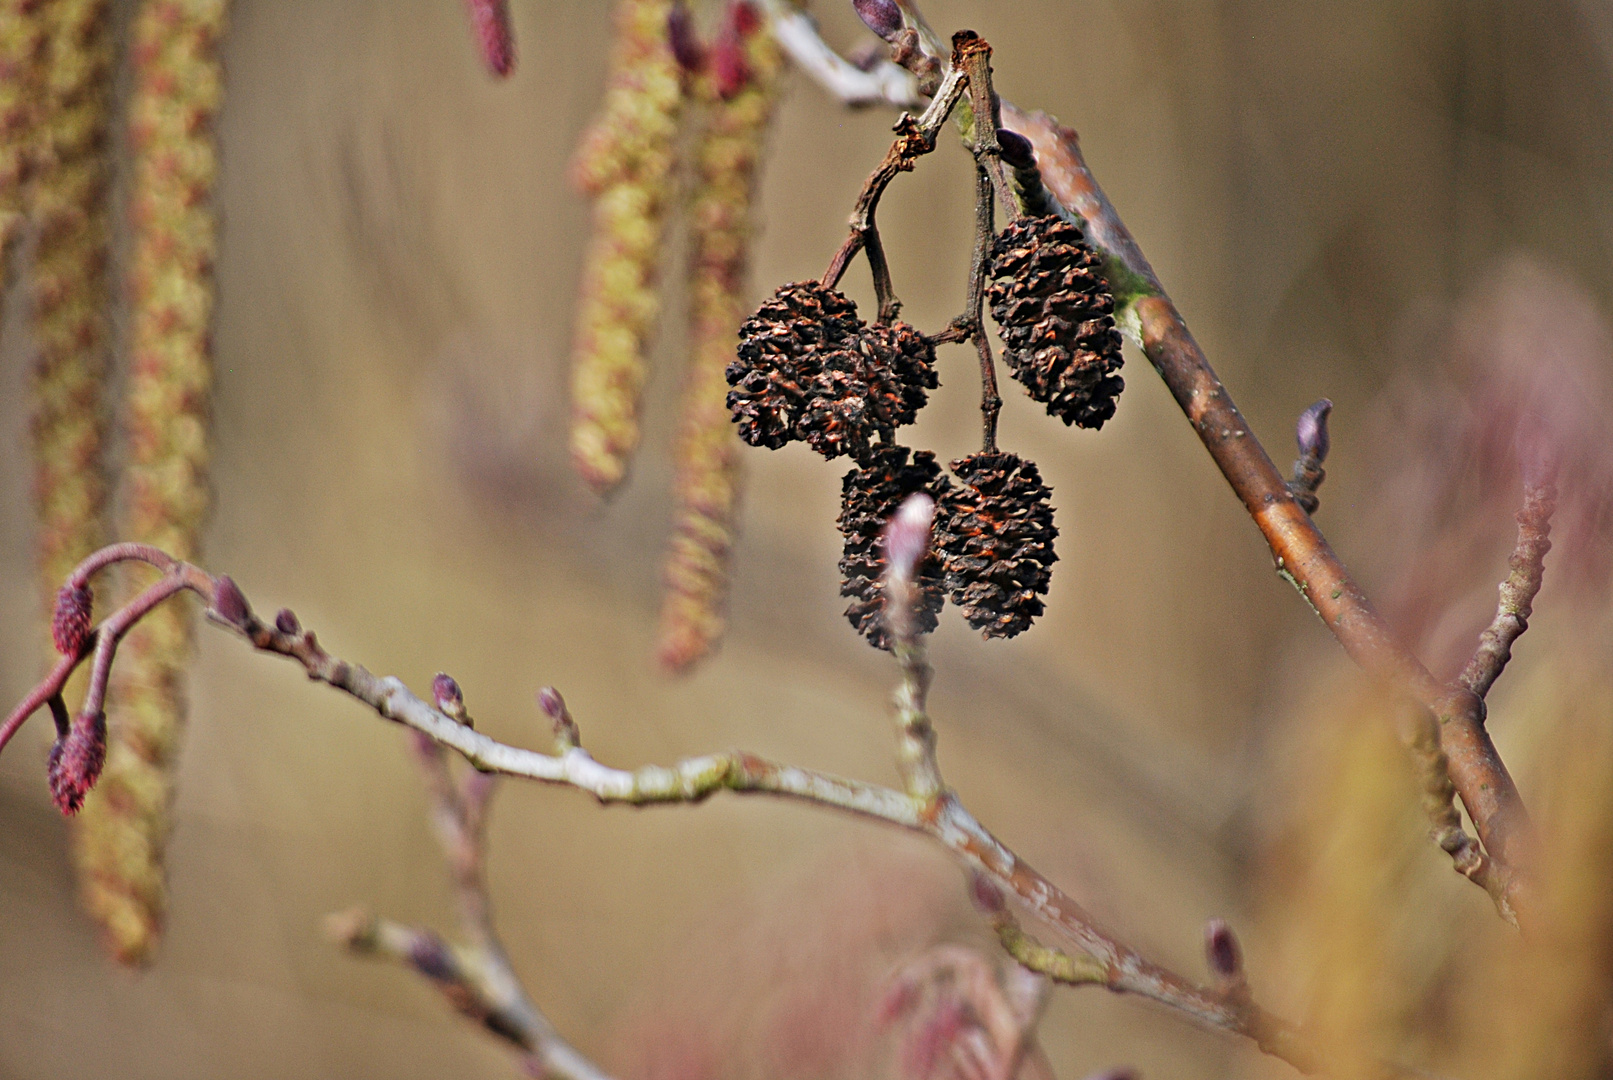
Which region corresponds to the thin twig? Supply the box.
[761,0,921,109]
[966,164,1002,451]
[1459,473,1556,700]
[4,544,1351,1074]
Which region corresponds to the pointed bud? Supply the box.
[667,1,705,74]
[432,673,468,724]
[1295,399,1332,463]
[883,493,936,584]
[996,129,1035,170]
[211,574,252,631]
[274,608,301,635]
[48,709,107,815]
[853,0,903,40]
[968,871,1006,915]
[538,686,580,749]
[462,0,515,77]
[51,583,93,656]
[1204,917,1244,984]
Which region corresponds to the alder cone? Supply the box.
[935,451,1058,639]
[987,216,1124,429]
[727,282,937,462]
[837,445,951,649]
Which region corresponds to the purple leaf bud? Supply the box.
[667,1,705,74]
[997,129,1036,170]
[211,575,252,631]
[883,493,935,583]
[407,930,457,982]
[274,608,302,635]
[968,872,1006,915]
[1204,917,1244,981]
[48,709,106,815]
[538,686,580,749]
[432,673,466,721]
[853,0,903,40]
[1295,399,1332,462]
[51,583,93,656]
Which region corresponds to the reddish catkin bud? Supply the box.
[460,0,515,77]
[51,583,93,655]
[666,1,704,74]
[48,709,107,815]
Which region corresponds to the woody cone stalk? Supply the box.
[656,2,782,673]
[31,0,115,619]
[568,0,685,494]
[73,0,229,966]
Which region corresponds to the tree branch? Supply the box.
[3,545,1360,1075]
[1459,469,1557,700]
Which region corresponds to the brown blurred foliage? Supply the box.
[2,2,1612,1078]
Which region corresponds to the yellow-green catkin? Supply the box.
[568,0,683,495]
[74,0,228,967]
[0,0,50,283]
[655,13,782,673]
[30,0,114,605]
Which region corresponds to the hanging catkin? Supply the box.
[30,0,115,610]
[568,0,684,494]
[73,0,229,966]
[0,0,49,282]
[655,2,781,673]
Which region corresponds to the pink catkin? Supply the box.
[461,0,514,77]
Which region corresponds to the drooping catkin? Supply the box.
[655,2,782,673]
[568,0,684,494]
[0,0,50,283]
[30,0,115,603]
[73,0,229,966]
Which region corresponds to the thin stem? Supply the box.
[3,546,1354,1074]
[952,32,1022,224]
[967,164,1002,451]
[821,66,969,293]
[1459,475,1556,700]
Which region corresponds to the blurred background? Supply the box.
[2,1,1612,1077]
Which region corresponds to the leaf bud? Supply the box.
[853,0,903,40]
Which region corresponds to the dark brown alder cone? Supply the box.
[727,282,937,461]
[837,445,951,649]
[935,451,1058,639]
[986,215,1124,429]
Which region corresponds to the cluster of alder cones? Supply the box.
[726,213,1125,646]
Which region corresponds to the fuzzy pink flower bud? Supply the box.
[51,583,93,656]
[883,493,936,584]
[461,0,515,77]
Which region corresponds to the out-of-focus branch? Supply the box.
[4,544,1352,1075]
[760,0,920,108]
[1459,466,1557,700]
[327,708,608,1080]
